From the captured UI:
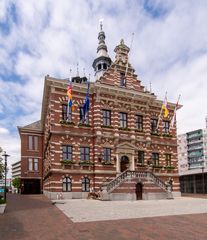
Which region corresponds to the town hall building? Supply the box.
[18,24,181,200]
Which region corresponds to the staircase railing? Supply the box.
[105,170,129,193]
[147,171,170,192]
[105,170,171,193]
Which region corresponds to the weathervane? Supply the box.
[76,63,79,77]
[99,18,104,31]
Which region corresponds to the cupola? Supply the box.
[92,20,112,80]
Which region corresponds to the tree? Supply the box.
[12,178,21,189]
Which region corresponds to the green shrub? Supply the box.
[0,198,6,204]
[60,160,75,165]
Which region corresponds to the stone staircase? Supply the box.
[101,170,173,201]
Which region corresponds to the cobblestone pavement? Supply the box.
[54,197,207,222]
[0,194,207,240]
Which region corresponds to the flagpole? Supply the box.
[125,32,134,77]
[169,94,181,132]
[67,69,72,121]
[156,91,167,131]
[83,74,91,123]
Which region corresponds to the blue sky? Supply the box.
[1,0,207,168]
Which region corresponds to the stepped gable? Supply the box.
[97,39,145,92]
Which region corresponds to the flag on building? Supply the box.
[67,78,73,116]
[171,95,181,128]
[162,96,169,118]
[156,92,168,131]
[83,81,90,122]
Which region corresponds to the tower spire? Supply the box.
[92,19,112,80]
[99,18,103,31]
[76,63,79,77]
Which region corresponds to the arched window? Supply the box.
[63,177,72,192]
[98,64,102,70]
[120,72,126,87]
[103,63,107,70]
[82,177,90,192]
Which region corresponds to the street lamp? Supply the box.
[2,151,10,201]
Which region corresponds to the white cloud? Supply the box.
[0,0,12,21]
[0,127,9,134]
[0,0,207,169]
[0,127,20,177]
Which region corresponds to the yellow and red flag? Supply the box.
[162,96,169,118]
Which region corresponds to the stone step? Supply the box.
[111,179,166,194]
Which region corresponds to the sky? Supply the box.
[0,0,207,170]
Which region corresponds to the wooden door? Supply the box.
[136,182,142,200]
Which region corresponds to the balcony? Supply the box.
[187,130,202,139]
[188,162,203,169]
[187,139,202,145]
[188,145,203,151]
[188,150,203,155]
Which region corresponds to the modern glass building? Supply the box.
[178,128,207,194]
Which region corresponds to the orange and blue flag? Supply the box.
[67,78,73,109]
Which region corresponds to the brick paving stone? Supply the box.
[0,194,207,240]
[0,194,76,240]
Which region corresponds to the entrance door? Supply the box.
[120,156,129,172]
[136,182,142,200]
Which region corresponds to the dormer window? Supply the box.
[120,73,126,87]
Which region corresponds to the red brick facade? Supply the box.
[18,37,181,199]
[18,122,43,194]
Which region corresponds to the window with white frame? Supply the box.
[103,109,111,126]
[165,154,171,166]
[80,106,89,124]
[63,177,72,192]
[62,104,72,121]
[120,112,127,128]
[82,177,90,192]
[120,72,126,87]
[103,148,111,162]
[163,121,170,134]
[34,159,39,171]
[152,153,159,166]
[28,158,33,171]
[80,147,90,162]
[28,136,38,150]
[138,151,144,165]
[136,115,143,131]
[151,119,158,133]
[62,145,72,161]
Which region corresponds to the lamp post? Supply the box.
[2,151,10,201]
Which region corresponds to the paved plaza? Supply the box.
[1,194,207,240]
[54,197,207,222]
